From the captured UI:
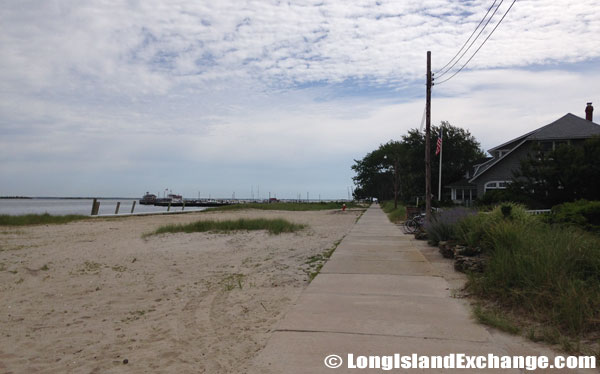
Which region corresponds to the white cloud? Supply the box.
[1,0,599,197]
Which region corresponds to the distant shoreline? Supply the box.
[1,196,137,200]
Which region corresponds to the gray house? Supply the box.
[449,103,600,205]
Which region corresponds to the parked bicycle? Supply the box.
[402,207,441,234]
[403,212,426,234]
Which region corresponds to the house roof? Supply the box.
[469,139,527,182]
[470,156,497,180]
[471,113,600,183]
[488,113,600,153]
[446,178,476,188]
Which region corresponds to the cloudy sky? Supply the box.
[1,0,599,199]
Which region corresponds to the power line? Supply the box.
[436,0,517,86]
[435,0,505,80]
[419,104,426,132]
[434,0,499,76]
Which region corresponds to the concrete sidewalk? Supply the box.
[250,205,593,373]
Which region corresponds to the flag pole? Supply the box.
[438,126,443,201]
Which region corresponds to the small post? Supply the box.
[114,202,120,215]
[92,200,100,215]
[182,200,185,211]
[91,198,97,215]
[131,200,136,214]
[167,202,171,212]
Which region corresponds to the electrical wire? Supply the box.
[435,0,505,80]
[419,104,426,132]
[434,0,499,76]
[435,0,517,86]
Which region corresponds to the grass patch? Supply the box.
[111,265,127,272]
[305,238,343,282]
[473,304,521,335]
[146,218,306,237]
[455,203,600,355]
[467,221,600,336]
[0,213,89,226]
[208,201,362,212]
[76,261,102,275]
[222,273,245,291]
[381,201,406,223]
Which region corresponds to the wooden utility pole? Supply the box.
[425,51,432,221]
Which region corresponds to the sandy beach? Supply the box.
[0,208,362,373]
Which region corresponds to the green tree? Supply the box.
[508,136,600,207]
[352,122,485,203]
[398,122,485,202]
[351,140,406,205]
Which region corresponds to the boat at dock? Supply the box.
[141,192,232,208]
[139,192,157,205]
[155,193,183,205]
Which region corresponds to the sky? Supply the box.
[1,0,599,199]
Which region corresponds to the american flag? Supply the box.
[435,136,442,156]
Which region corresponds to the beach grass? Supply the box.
[467,220,600,336]
[381,201,406,223]
[0,213,89,226]
[208,201,361,212]
[473,304,521,335]
[146,218,307,237]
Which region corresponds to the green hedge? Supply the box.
[544,200,600,234]
[457,203,600,335]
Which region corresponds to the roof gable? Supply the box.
[488,113,600,153]
[527,113,600,140]
[472,113,600,183]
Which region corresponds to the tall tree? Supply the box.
[352,122,484,203]
[351,140,406,203]
[399,122,485,202]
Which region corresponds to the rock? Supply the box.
[454,255,485,273]
[438,242,455,259]
[123,359,129,364]
[414,231,428,240]
[454,245,481,257]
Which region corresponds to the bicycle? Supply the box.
[403,212,426,234]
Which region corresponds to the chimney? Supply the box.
[585,102,593,121]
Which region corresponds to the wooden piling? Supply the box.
[115,202,120,215]
[91,200,100,216]
[167,202,171,212]
[182,200,185,211]
[131,201,136,214]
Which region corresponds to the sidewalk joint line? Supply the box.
[274,329,490,344]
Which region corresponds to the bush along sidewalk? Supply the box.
[381,201,406,223]
[426,202,600,356]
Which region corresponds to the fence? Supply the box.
[526,209,551,215]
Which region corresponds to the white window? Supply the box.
[484,181,510,193]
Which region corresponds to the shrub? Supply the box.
[381,201,406,223]
[545,200,600,234]
[424,207,476,246]
[455,203,537,251]
[467,218,600,335]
